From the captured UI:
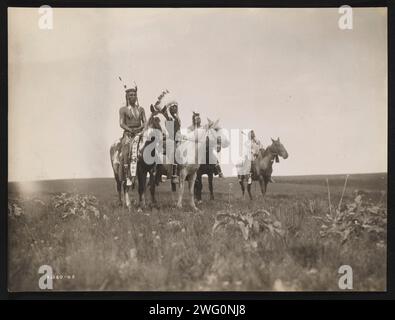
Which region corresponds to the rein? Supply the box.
[264,145,280,163]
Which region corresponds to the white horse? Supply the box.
[172,119,230,211]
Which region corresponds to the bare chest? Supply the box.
[123,107,142,125]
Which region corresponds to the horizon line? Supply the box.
[7,171,388,184]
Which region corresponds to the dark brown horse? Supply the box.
[237,138,288,200]
[194,136,222,202]
[136,107,166,212]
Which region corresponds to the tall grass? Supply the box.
[8,176,386,291]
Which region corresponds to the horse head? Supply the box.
[139,107,167,162]
[269,137,289,160]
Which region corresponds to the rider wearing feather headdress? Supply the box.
[118,79,146,187]
[152,90,181,184]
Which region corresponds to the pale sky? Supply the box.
[8,8,387,181]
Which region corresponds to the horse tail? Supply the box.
[110,141,121,179]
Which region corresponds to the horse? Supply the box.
[236,138,288,200]
[133,116,229,211]
[136,107,167,212]
[194,135,222,202]
[174,119,229,211]
[110,139,134,209]
[110,106,164,210]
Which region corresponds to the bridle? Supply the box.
[267,144,280,163]
[138,114,163,159]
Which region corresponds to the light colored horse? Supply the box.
[166,119,230,211]
[236,138,288,200]
[110,140,132,208]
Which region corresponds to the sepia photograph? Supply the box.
[7,7,387,292]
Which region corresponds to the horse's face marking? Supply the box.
[139,113,164,157]
[150,116,162,131]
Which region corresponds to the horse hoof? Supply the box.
[197,200,203,205]
[192,206,200,212]
[176,203,183,209]
[137,207,143,213]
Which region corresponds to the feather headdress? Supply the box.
[118,76,137,93]
[151,89,178,112]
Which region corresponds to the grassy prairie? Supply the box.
[8,173,387,291]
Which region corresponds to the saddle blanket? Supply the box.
[112,134,141,177]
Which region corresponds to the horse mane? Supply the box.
[139,113,163,155]
[259,147,268,158]
[260,145,278,159]
[145,113,162,131]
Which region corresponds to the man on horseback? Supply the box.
[165,101,181,184]
[151,90,181,185]
[244,130,274,184]
[244,129,261,184]
[119,84,146,187]
[188,112,224,177]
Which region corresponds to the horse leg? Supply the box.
[239,176,245,199]
[166,165,176,200]
[264,179,269,198]
[194,173,202,203]
[188,171,199,211]
[247,181,253,201]
[120,182,125,207]
[150,171,159,209]
[177,168,186,209]
[112,161,122,207]
[171,181,176,203]
[113,162,124,207]
[208,172,214,200]
[124,184,132,211]
[137,166,147,212]
[115,176,122,207]
[259,175,267,198]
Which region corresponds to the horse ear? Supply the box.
[271,138,275,142]
[277,137,280,142]
[150,104,155,113]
